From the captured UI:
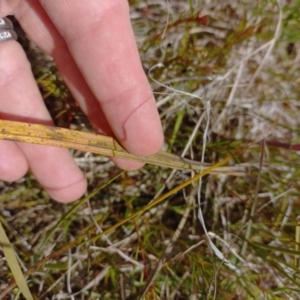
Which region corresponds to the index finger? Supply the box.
[39,0,164,156]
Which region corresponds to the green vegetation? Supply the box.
[1,0,300,299]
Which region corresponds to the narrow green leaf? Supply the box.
[45,262,69,270]
[0,222,33,300]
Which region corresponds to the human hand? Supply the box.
[0,0,164,202]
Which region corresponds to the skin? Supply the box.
[0,0,164,202]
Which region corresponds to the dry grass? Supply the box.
[1,0,300,299]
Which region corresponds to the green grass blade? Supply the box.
[0,222,33,300]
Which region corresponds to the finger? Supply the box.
[0,40,87,202]
[0,0,21,17]
[13,0,145,170]
[0,140,28,181]
[39,0,164,156]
